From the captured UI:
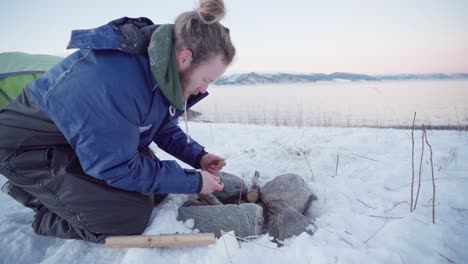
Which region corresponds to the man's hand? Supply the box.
[200,170,224,194]
[200,153,225,175]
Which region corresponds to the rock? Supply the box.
[178,203,264,238]
[267,207,316,241]
[212,172,248,204]
[261,173,317,214]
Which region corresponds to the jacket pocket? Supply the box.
[6,148,53,185]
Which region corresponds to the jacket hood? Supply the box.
[67,17,186,110]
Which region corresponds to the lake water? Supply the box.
[190,79,468,129]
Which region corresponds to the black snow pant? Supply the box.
[0,88,156,243]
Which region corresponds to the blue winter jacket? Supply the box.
[27,17,208,195]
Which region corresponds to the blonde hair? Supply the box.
[174,0,235,66]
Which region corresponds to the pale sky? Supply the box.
[1,0,467,74]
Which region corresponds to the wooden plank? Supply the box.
[105,233,216,248]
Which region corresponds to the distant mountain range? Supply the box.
[215,72,468,85]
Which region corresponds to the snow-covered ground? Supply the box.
[1,123,467,264]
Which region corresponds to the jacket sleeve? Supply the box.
[27,50,201,195]
[72,109,203,194]
[153,118,207,169]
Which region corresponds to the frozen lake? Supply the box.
[191,79,468,128]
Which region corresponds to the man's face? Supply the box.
[179,54,227,100]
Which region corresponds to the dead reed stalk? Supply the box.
[413,124,425,211]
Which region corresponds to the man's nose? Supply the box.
[199,84,209,93]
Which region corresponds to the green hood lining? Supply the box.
[147,24,185,110]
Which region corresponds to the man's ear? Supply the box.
[177,49,193,72]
